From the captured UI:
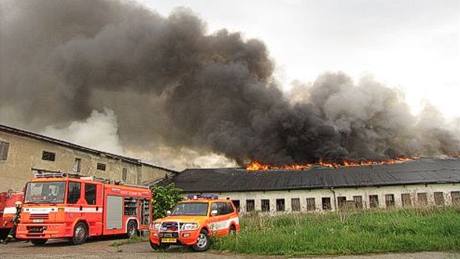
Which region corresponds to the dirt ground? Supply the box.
[0,238,459,259]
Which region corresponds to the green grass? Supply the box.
[212,207,460,256]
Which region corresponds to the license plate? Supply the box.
[32,219,44,223]
[161,238,177,243]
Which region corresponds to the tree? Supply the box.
[151,183,183,219]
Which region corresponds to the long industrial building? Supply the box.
[0,124,176,191]
[171,159,460,213]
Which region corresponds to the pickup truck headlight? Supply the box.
[181,223,199,231]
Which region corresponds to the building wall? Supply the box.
[0,130,172,191]
[209,183,460,214]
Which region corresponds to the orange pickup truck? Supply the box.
[149,195,239,251]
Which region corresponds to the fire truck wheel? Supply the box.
[192,229,210,252]
[126,220,138,238]
[71,222,88,245]
[31,239,47,246]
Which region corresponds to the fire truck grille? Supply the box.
[30,214,49,220]
[161,222,178,231]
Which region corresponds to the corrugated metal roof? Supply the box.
[173,159,460,192]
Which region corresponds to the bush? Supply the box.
[151,184,183,219]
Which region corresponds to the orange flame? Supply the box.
[246,157,414,171]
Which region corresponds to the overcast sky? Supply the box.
[140,0,460,118]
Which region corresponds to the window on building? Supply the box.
[306,198,316,211]
[353,196,363,209]
[369,195,379,208]
[97,163,106,171]
[232,200,240,212]
[42,151,56,161]
[0,141,9,160]
[291,198,300,211]
[385,194,395,208]
[73,158,81,173]
[434,192,444,206]
[246,199,255,212]
[417,193,428,206]
[67,182,81,204]
[276,199,285,211]
[337,196,347,209]
[451,191,460,205]
[401,193,412,207]
[261,199,270,212]
[84,183,97,205]
[322,197,332,210]
[122,168,128,181]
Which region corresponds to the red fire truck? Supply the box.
[0,191,24,240]
[16,169,152,245]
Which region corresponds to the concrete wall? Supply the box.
[0,130,172,191]
[207,183,460,214]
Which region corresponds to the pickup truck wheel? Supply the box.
[192,229,210,252]
[150,240,169,250]
[31,239,47,246]
[229,225,237,235]
[71,222,88,245]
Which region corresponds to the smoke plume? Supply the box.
[1,0,459,167]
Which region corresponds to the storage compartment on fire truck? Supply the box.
[124,198,137,216]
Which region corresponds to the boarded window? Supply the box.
[261,199,270,212]
[73,158,81,173]
[84,183,97,205]
[276,199,285,211]
[306,198,316,211]
[417,193,428,206]
[434,192,444,206]
[246,199,255,212]
[97,163,106,171]
[353,196,363,209]
[291,198,300,211]
[67,182,81,204]
[322,197,332,210]
[232,200,240,212]
[337,196,347,209]
[401,193,412,207]
[369,195,379,208]
[451,191,460,205]
[42,151,55,161]
[0,141,9,160]
[122,168,128,181]
[385,194,395,207]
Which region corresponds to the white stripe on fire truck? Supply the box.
[24,207,103,213]
[3,207,17,214]
[209,217,239,231]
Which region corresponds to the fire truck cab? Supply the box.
[16,170,152,245]
[0,191,24,240]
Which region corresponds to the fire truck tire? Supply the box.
[126,220,138,238]
[71,222,88,245]
[192,229,210,252]
[31,239,47,246]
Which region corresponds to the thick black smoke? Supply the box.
[1,0,459,166]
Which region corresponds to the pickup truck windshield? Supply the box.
[25,182,65,204]
[171,202,209,216]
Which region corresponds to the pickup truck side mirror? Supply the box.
[211,209,218,216]
[166,210,171,216]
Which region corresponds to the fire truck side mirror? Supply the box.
[211,210,218,217]
[166,210,171,216]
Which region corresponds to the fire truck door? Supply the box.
[106,196,123,230]
[67,182,83,228]
[83,183,103,236]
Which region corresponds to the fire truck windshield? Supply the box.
[25,181,65,204]
[171,202,209,216]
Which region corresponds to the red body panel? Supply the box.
[16,177,152,241]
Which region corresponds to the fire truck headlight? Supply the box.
[181,223,199,231]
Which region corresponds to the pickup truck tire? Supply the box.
[192,229,210,252]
